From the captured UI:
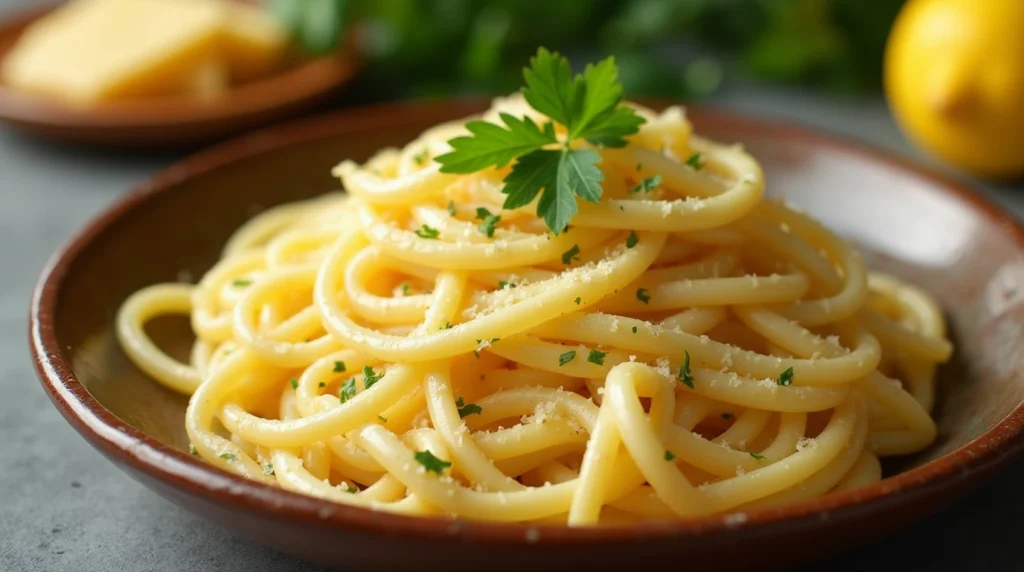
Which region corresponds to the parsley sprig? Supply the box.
[436,48,645,234]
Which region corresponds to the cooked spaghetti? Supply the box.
[116,94,952,525]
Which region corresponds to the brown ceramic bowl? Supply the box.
[29,99,1024,571]
[0,3,359,148]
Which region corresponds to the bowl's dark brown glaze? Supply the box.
[29,99,1024,572]
[0,3,359,148]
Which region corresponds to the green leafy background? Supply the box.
[274,0,905,101]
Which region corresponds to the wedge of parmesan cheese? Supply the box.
[1,0,289,104]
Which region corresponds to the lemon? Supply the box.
[885,0,1024,178]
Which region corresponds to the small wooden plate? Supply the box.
[0,3,360,148]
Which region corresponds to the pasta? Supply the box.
[116,95,953,525]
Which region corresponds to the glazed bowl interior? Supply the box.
[33,100,1024,570]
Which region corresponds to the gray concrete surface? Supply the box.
[1,1,1022,570]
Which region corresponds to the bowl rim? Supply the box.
[0,2,360,129]
[29,97,1024,545]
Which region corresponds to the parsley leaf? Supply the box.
[777,367,795,386]
[562,244,581,265]
[475,207,501,238]
[498,280,516,289]
[456,397,483,418]
[263,463,274,475]
[219,453,237,461]
[664,450,676,461]
[626,230,639,248]
[439,48,645,235]
[413,450,452,474]
[678,351,695,389]
[363,365,384,389]
[447,200,457,216]
[339,378,356,403]
[413,149,429,166]
[333,360,346,373]
[750,452,767,461]
[632,326,638,333]
[587,349,606,366]
[414,225,440,239]
[378,415,387,423]
[630,174,662,194]
[290,378,298,390]
[400,283,410,296]
[558,350,576,366]
[231,279,252,287]
[574,296,582,305]
[686,153,705,170]
[436,113,556,173]
[636,288,651,304]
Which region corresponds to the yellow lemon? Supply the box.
[885,0,1024,178]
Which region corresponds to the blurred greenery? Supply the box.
[274,0,905,101]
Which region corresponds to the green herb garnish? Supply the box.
[435,48,645,234]
[413,450,452,474]
[231,279,251,287]
[378,415,388,423]
[447,200,457,216]
[290,378,298,390]
[777,367,794,386]
[363,365,384,389]
[333,361,346,373]
[339,379,356,403]
[664,450,676,461]
[750,452,767,461]
[400,283,410,296]
[629,174,662,194]
[686,153,704,170]
[626,231,639,249]
[636,288,650,304]
[263,463,275,475]
[574,296,582,305]
[219,453,237,461]
[587,349,606,366]
[475,207,502,238]
[562,244,581,265]
[456,397,483,418]
[414,225,440,239]
[678,351,694,389]
[558,350,576,366]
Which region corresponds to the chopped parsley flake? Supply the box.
[686,152,704,170]
[777,367,795,386]
[219,453,237,461]
[414,224,440,239]
[378,415,387,423]
[750,452,767,461]
[413,450,451,474]
[290,378,298,390]
[632,326,638,333]
[562,244,581,265]
[456,397,483,418]
[413,149,429,165]
[400,283,410,296]
[587,349,606,366]
[626,231,639,248]
[664,450,676,461]
[339,379,356,403]
[574,296,581,305]
[629,174,662,194]
[333,361,346,373]
[231,279,251,287]
[636,288,651,304]
[558,350,576,366]
[318,382,326,388]
[189,444,198,456]
[498,280,516,289]
[363,365,384,389]
[475,207,501,238]
[678,351,695,389]
[447,200,457,216]
[263,463,275,475]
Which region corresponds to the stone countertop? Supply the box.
[1,2,1021,570]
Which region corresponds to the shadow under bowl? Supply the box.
[29,99,1024,571]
